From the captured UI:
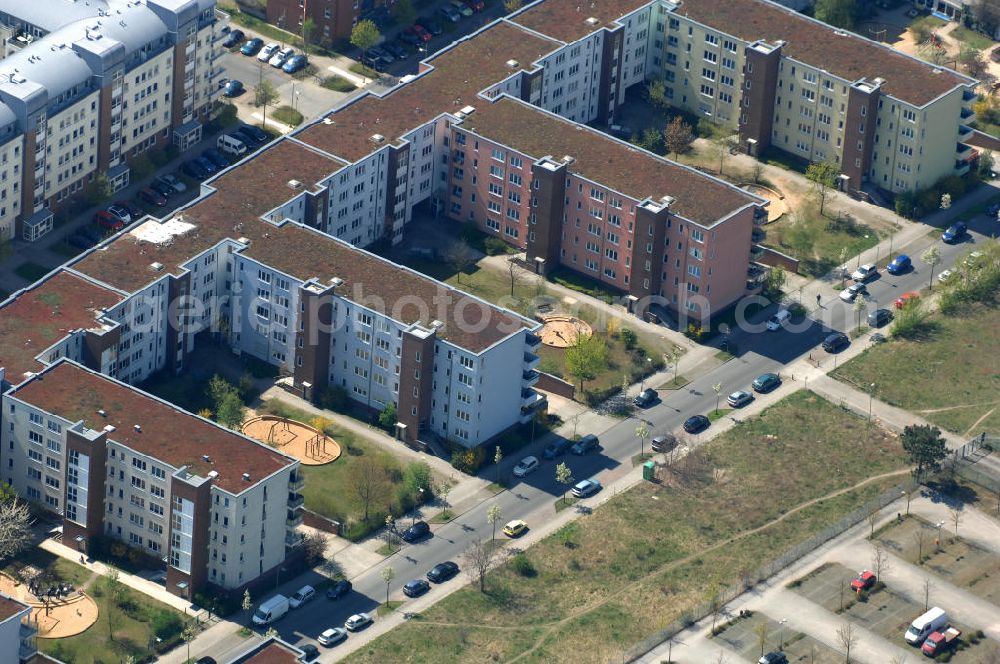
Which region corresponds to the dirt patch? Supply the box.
[241,415,342,465]
[743,184,788,222]
[538,315,593,348]
[0,573,99,639]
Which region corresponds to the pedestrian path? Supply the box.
[326,64,367,86]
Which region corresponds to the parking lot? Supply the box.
[714,613,843,664]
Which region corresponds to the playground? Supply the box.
[0,572,98,639]
[241,415,342,466]
[538,314,593,348]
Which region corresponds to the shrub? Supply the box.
[152,609,184,640]
[320,76,356,92]
[484,237,509,255]
[684,323,706,341]
[451,447,486,474]
[620,327,637,349]
[316,386,350,412]
[510,553,537,577]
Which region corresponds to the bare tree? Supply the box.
[350,457,389,522]
[506,258,523,296]
[446,240,476,284]
[913,529,926,565]
[867,507,879,537]
[752,160,765,184]
[923,577,934,610]
[462,538,502,593]
[754,620,770,657]
[302,532,328,567]
[0,497,32,561]
[871,543,890,583]
[106,567,126,641]
[663,116,694,159]
[949,507,964,538]
[837,623,858,663]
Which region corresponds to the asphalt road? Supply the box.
[195,217,995,662]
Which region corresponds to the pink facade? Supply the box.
[558,174,636,292]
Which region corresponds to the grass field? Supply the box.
[343,391,909,664]
[953,24,996,51]
[832,303,1000,437]
[762,205,880,277]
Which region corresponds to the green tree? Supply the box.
[503,0,523,12]
[921,246,940,290]
[242,589,252,628]
[647,78,669,110]
[84,172,114,206]
[351,20,380,60]
[564,333,608,392]
[379,565,395,605]
[106,568,125,641]
[378,401,397,431]
[635,423,650,459]
[815,0,857,30]
[555,462,574,502]
[253,79,279,129]
[391,0,416,26]
[901,424,948,481]
[663,116,694,159]
[487,504,502,541]
[216,391,245,429]
[977,149,995,181]
[301,16,316,47]
[805,159,840,215]
[762,265,786,299]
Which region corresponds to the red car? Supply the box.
[411,24,432,42]
[464,0,484,10]
[894,292,920,310]
[849,570,876,592]
[93,210,124,232]
[922,627,960,656]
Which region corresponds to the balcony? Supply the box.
[522,369,539,387]
[746,278,763,291]
[520,388,546,421]
[961,106,975,122]
[753,206,768,224]
[751,227,766,243]
[958,124,973,139]
[525,332,541,349]
[524,352,540,371]
[285,531,304,548]
[963,88,977,102]
[286,510,304,528]
[749,245,764,261]
[288,473,305,491]
[287,493,304,510]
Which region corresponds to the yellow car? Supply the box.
[502,519,528,538]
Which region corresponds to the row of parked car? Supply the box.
[362,0,485,70]
[237,35,310,73]
[180,127,270,180]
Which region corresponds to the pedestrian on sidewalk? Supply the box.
[816,294,822,308]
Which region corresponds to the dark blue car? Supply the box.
[181,159,209,180]
[886,254,911,275]
[942,222,966,244]
[282,54,309,74]
[240,37,264,56]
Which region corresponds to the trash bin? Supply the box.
[642,460,655,481]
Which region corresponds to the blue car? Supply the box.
[886,254,911,275]
[195,155,218,174]
[222,79,244,97]
[282,54,309,74]
[181,159,209,180]
[240,37,264,56]
[942,222,966,244]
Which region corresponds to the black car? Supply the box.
[822,331,850,353]
[633,388,658,408]
[682,414,710,434]
[68,232,96,249]
[402,578,430,597]
[299,643,320,661]
[419,17,443,35]
[427,561,459,583]
[570,433,599,455]
[542,438,571,460]
[759,653,788,664]
[182,159,209,179]
[149,178,174,198]
[222,29,245,48]
[650,434,677,453]
[195,658,217,664]
[326,578,352,599]
[401,520,430,542]
[867,308,892,327]
[240,125,271,146]
[240,37,264,56]
[138,187,167,207]
[383,41,409,60]
[399,29,421,45]
[195,155,218,174]
[203,148,230,171]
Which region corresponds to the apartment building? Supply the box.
[264,0,364,47]
[0,592,50,664]
[3,360,303,600]
[0,0,225,243]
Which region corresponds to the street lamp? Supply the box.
[411,487,424,526]
[935,520,945,551]
[639,357,652,392]
[868,383,876,423]
[779,618,788,650]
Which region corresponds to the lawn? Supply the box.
[762,204,880,277]
[271,105,303,127]
[343,391,909,664]
[14,261,51,283]
[320,76,356,92]
[832,303,1000,437]
[953,24,995,51]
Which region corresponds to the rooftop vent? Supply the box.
[237,236,251,246]
[833,30,847,37]
[150,261,164,272]
[506,59,519,68]
[330,277,344,287]
[103,424,116,433]
[207,470,219,479]
[660,195,676,207]
[242,472,251,482]
[459,105,476,116]
[287,179,303,189]
[561,155,575,164]
[201,454,211,463]
[585,17,600,26]
[97,409,107,417]
[370,133,385,144]
[430,319,444,328]
[133,424,141,432]
[322,117,333,125]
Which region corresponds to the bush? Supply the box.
[271,105,304,127]
[684,323,707,341]
[316,386,350,413]
[510,553,537,577]
[152,609,184,640]
[620,327,637,349]
[484,237,510,255]
[451,446,486,474]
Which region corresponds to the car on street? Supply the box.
[886,254,911,274]
[766,309,790,331]
[299,644,320,661]
[368,46,394,64]
[418,17,443,35]
[288,585,315,608]
[650,434,677,453]
[922,627,961,657]
[221,29,245,48]
[503,519,528,537]
[317,627,347,646]
[965,250,985,268]
[427,561,459,583]
[181,159,209,180]
[867,308,892,327]
[240,37,264,56]
[269,46,295,68]
[282,54,309,73]
[403,578,430,597]
[839,282,866,302]
[571,478,602,498]
[401,520,430,542]
[758,653,788,664]
[822,331,850,353]
[106,204,132,224]
[894,291,920,309]
[726,390,753,408]
[439,5,462,22]
[683,414,710,434]
[156,173,187,194]
[512,455,540,477]
[849,570,877,591]
[451,0,473,16]
[326,579,352,599]
[570,433,599,455]
[94,210,125,232]
[633,387,658,408]
[851,263,879,282]
[942,222,967,243]
[937,268,955,283]
[542,438,572,460]
[344,612,373,631]
[257,42,280,62]
[222,79,244,97]
[138,187,167,207]
[751,372,781,393]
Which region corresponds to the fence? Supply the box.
[951,434,1000,493]
[302,508,341,536]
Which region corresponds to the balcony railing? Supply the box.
[523,352,540,370]
[289,474,305,491]
[287,493,304,510]
[750,245,764,260]
[285,532,304,548]
[525,332,541,348]
[286,511,304,528]
[751,227,766,243]
[522,369,539,387]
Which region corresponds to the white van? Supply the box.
[288,584,315,609]
[766,309,791,331]
[218,134,247,157]
[904,606,948,645]
[252,594,289,626]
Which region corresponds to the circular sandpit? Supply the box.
[743,184,788,223]
[0,573,98,639]
[538,315,593,348]
[241,415,342,466]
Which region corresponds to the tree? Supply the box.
[242,589,252,628]
[564,333,608,392]
[872,542,890,582]
[301,16,316,47]
[182,622,196,663]
[216,391,245,429]
[753,620,770,657]
[0,497,32,562]
[462,538,501,592]
[493,446,503,484]
[503,0,523,12]
[506,258,523,296]
[752,159,765,184]
[635,423,650,459]
[378,402,397,431]
[978,149,995,181]
[914,529,926,565]
[647,78,670,110]
[837,623,858,663]
[806,159,840,215]
[350,457,390,522]
[379,565,395,605]
[555,462,574,502]
[949,507,963,537]
[815,0,857,30]
[446,239,475,283]
[253,79,279,129]
[901,424,948,481]
[106,567,125,641]
[921,247,941,290]
[911,21,933,45]
[960,44,991,82]
[350,20,380,60]
[663,116,694,159]
[762,265,786,299]
[923,576,933,610]
[84,172,114,206]
[487,504,502,542]
[302,532,328,567]
[391,0,416,26]
[867,507,879,536]
[853,296,867,329]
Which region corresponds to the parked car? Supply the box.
[502,519,528,537]
[512,455,540,477]
[368,46,394,64]
[106,204,132,224]
[240,37,264,56]
[650,434,677,453]
[382,42,409,60]
[922,627,961,657]
[464,0,484,10]
[270,46,294,68]
[894,292,920,309]
[450,0,473,16]
[942,222,967,244]
[570,433,599,455]
[77,226,101,244]
[68,233,96,249]
[362,52,390,70]
[682,414,710,434]
[418,17,443,35]
[633,388,658,408]
[257,42,280,62]
[839,282,867,303]
[850,570,877,591]
[752,372,781,393]
[412,24,432,41]
[886,254,911,275]
[94,210,125,232]
[222,29,245,48]
[542,438,572,460]
[156,173,187,194]
[965,250,985,268]
[822,331,850,353]
[571,478,602,498]
[317,627,347,646]
[344,612,373,631]
[905,607,948,645]
[116,200,143,220]
[149,179,174,198]
[403,578,430,598]
[427,561,459,583]
[282,54,309,73]
[758,653,788,664]
[195,658,218,664]
[766,309,790,331]
[195,155,218,174]
[937,268,955,283]
[326,579,352,599]
[300,644,319,661]
[727,390,753,408]
[203,148,230,171]
[238,125,271,146]
[181,159,209,180]
[851,263,879,282]
[401,520,430,542]
[867,308,892,327]
[439,5,462,22]
[138,187,167,207]
[222,79,244,97]
[288,585,315,609]
[400,28,422,45]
